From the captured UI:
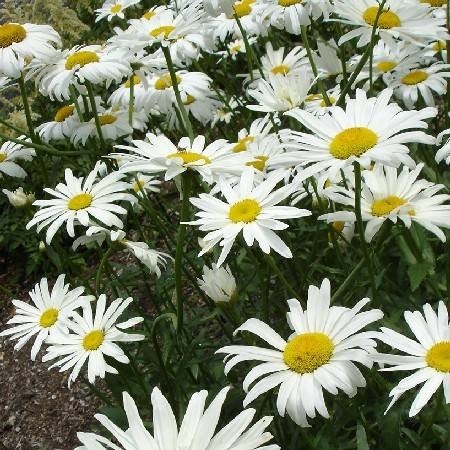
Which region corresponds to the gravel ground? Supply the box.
[0,281,101,450]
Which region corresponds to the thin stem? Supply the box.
[300,25,331,106]
[69,85,84,122]
[161,45,194,140]
[265,254,300,303]
[85,80,106,149]
[18,73,37,142]
[95,246,114,295]
[128,73,135,127]
[174,173,192,333]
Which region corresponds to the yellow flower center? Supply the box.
[143,10,156,20]
[232,0,254,17]
[426,341,450,372]
[98,114,117,125]
[433,40,447,51]
[0,153,7,163]
[319,96,336,107]
[278,0,302,6]
[39,308,59,328]
[332,221,345,233]
[124,75,141,88]
[233,135,254,153]
[132,179,145,192]
[154,73,181,90]
[183,94,196,105]
[54,105,75,122]
[283,332,334,373]
[0,23,27,48]
[167,151,211,165]
[421,0,446,6]
[82,329,105,351]
[150,25,175,38]
[246,155,269,171]
[65,51,99,70]
[371,195,406,216]
[362,7,401,29]
[68,193,93,210]
[228,198,261,223]
[110,3,122,13]
[401,70,428,85]
[329,127,378,159]
[271,64,290,75]
[230,43,242,53]
[376,60,397,73]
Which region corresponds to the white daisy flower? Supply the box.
[2,186,35,207]
[43,295,144,385]
[283,88,437,180]
[0,275,92,360]
[114,134,248,183]
[0,22,61,78]
[198,263,237,304]
[319,163,450,242]
[0,136,35,178]
[26,163,135,244]
[186,168,311,266]
[334,0,449,48]
[95,0,141,22]
[374,301,450,416]
[108,74,150,108]
[211,98,239,127]
[129,172,161,196]
[313,39,342,79]
[231,115,275,153]
[303,86,341,116]
[35,103,80,142]
[217,278,383,426]
[76,386,279,450]
[385,62,450,109]
[216,37,257,61]
[247,71,312,113]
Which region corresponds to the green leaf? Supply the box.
[407,261,434,291]
[356,423,370,450]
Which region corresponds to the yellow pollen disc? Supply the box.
[329,127,378,159]
[83,329,105,351]
[421,0,446,6]
[278,0,302,6]
[54,105,75,122]
[167,151,211,165]
[143,10,156,19]
[362,7,401,29]
[233,135,254,153]
[0,153,7,163]
[124,75,141,88]
[98,114,117,125]
[232,0,253,17]
[0,23,27,48]
[68,193,93,210]
[271,64,290,75]
[110,3,122,13]
[283,332,334,373]
[426,341,450,372]
[401,70,428,85]
[132,179,145,192]
[230,43,242,52]
[332,221,345,233]
[319,96,336,107]
[183,94,196,105]
[150,25,175,38]
[376,60,397,73]
[371,195,406,216]
[246,155,269,171]
[433,40,447,51]
[65,51,99,70]
[154,73,181,90]
[229,198,261,223]
[39,308,59,328]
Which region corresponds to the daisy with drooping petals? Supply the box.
[283,88,437,180]
[26,163,135,244]
[0,136,35,178]
[334,0,448,48]
[2,187,35,208]
[314,39,342,79]
[115,134,248,183]
[76,387,279,450]
[198,264,237,304]
[0,275,92,361]
[303,86,341,116]
[319,163,450,242]
[43,295,144,385]
[385,63,450,109]
[108,74,150,108]
[95,0,141,22]
[0,22,61,78]
[374,301,450,417]
[217,278,383,426]
[36,102,80,142]
[186,168,311,266]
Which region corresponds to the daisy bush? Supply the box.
[2,0,450,448]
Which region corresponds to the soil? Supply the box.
[0,279,101,450]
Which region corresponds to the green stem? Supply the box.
[128,73,135,127]
[174,173,192,333]
[95,246,114,295]
[161,46,194,140]
[85,80,106,149]
[265,254,300,302]
[18,73,37,142]
[300,25,331,106]
[69,85,84,122]
[0,117,29,136]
